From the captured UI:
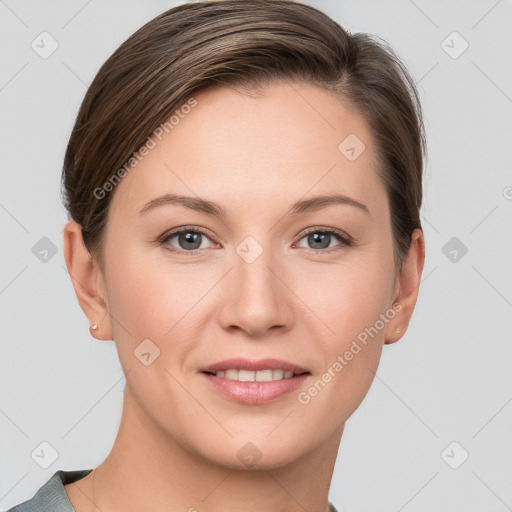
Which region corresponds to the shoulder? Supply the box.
[5,469,92,512]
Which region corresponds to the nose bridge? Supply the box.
[236,239,276,296]
[219,234,292,335]
[235,234,280,307]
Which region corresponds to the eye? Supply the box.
[295,227,352,252]
[158,225,353,256]
[158,226,216,255]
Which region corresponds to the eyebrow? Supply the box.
[137,193,370,217]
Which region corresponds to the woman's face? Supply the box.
[86,82,420,469]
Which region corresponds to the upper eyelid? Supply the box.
[300,226,351,240]
[159,225,215,241]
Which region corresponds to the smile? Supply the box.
[207,369,303,381]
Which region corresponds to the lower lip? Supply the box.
[200,372,310,404]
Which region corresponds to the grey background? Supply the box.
[1,0,511,510]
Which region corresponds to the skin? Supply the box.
[62,82,424,512]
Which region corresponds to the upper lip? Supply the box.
[200,358,309,374]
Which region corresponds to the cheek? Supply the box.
[107,260,166,336]
[294,261,393,424]
[105,246,216,349]
[296,253,395,344]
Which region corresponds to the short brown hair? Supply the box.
[61,0,426,271]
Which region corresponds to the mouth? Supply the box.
[202,369,309,382]
[200,357,310,379]
[199,358,311,404]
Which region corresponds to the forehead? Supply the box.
[108,82,386,219]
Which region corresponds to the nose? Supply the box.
[217,243,294,338]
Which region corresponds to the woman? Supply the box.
[7,0,425,510]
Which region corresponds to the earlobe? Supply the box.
[385,228,425,345]
[62,220,113,340]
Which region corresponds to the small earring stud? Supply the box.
[395,327,401,335]
[90,324,99,331]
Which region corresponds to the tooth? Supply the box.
[272,369,284,380]
[217,369,298,381]
[238,370,255,382]
[225,369,239,380]
[255,369,274,382]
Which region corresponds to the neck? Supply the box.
[91,387,342,512]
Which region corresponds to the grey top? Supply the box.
[6,469,340,511]
[6,469,93,512]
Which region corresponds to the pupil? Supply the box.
[180,231,201,250]
[309,232,330,249]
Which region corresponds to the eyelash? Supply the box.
[157,226,353,256]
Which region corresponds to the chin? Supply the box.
[195,435,309,471]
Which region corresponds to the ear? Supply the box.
[385,228,425,345]
[63,220,113,340]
